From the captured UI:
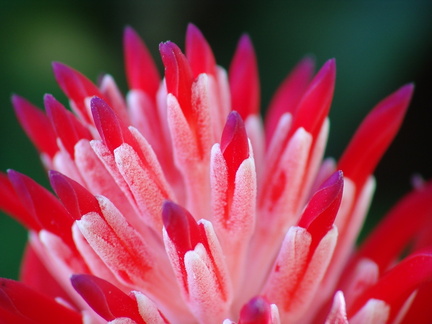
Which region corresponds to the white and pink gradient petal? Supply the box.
[325,291,349,324]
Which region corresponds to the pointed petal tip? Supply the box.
[162,200,181,229]
[186,22,200,35]
[124,25,141,45]
[10,93,22,105]
[51,61,67,74]
[239,296,272,323]
[395,82,415,102]
[323,58,336,75]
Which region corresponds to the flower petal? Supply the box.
[0,278,81,324]
[229,34,260,120]
[186,23,217,78]
[71,274,145,323]
[12,94,58,158]
[44,94,92,158]
[124,26,160,98]
[338,84,413,189]
[265,56,315,144]
[52,62,106,124]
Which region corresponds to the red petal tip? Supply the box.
[291,58,336,137]
[298,170,343,251]
[221,111,249,181]
[186,23,216,77]
[338,83,413,189]
[52,62,103,123]
[162,200,200,254]
[229,34,260,120]
[123,26,160,96]
[159,41,194,120]
[49,170,100,220]
[238,296,272,324]
[11,94,58,157]
[91,96,124,152]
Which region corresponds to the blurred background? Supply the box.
[0,1,431,279]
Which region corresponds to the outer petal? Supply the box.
[229,34,260,119]
[338,84,413,190]
[262,226,338,322]
[325,291,349,324]
[12,94,58,158]
[124,26,160,98]
[0,278,82,324]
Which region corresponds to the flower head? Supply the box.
[0,23,431,323]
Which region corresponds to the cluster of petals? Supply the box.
[0,23,431,323]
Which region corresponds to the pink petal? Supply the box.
[114,136,173,232]
[98,74,131,127]
[262,226,338,322]
[290,59,336,140]
[124,26,160,98]
[0,278,81,324]
[131,291,169,324]
[229,34,260,120]
[166,90,211,218]
[76,197,155,288]
[0,172,38,230]
[49,170,101,220]
[348,249,432,321]
[349,299,389,324]
[259,127,312,227]
[44,94,92,158]
[354,179,432,272]
[220,111,249,184]
[265,57,315,144]
[52,62,106,124]
[186,23,217,78]
[162,201,201,282]
[8,170,74,247]
[12,94,58,158]
[297,170,343,254]
[238,296,273,324]
[399,281,432,324]
[159,41,194,124]
[162,202,231,320]
[324,291,348,324]
[74,139,140,224]
[71,274,145,323]
[210,141,256,289]
[338,84,413,189]
[20,244,73,304]
[91,96,132,153]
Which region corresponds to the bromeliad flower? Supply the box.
[0,23,431,323]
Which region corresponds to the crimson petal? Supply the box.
[124,26,160,97]
[8,170,74,247]
[238,296,273,324]
[49,170,101,220]
[186,23,217,78]
[12,95,58,158]
[159,41,194,124]
[298,170,343,254]
[338,84,413,190]
[71,274,145,323]
[0,278,81,324]
[52,62,106,124]
[229,34,260,120]
[221,111,249,184]
[44,94,92,158]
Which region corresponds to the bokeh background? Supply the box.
[1,1,431,279]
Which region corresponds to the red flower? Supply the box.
[0,23,430,323]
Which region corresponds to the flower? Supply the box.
[0,23,431,323]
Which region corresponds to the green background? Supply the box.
[1,1,431,279]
